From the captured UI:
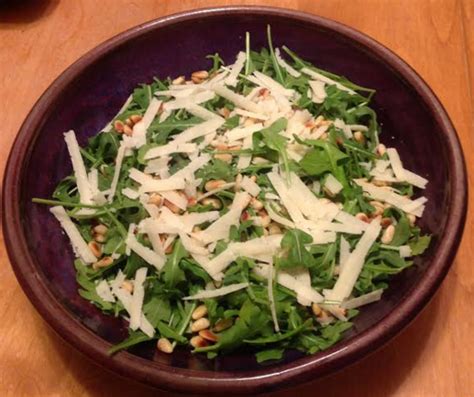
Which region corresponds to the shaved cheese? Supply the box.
[155,87,197,98]
[108,142,126,203]
[181,211,220,230]
[212,84,262,113]
[183,282,248,300]
[50,206,97,264]
[253,71,295,98]
[129,267,147,330]
[333,118,353,139]
[205,235,283,278]
[240,176,261,196]
[129,168,185,192]
[122,187,140,199]
[226,123,263,142]
[173,153,211,179]
[237,136,253,170]
[325,219,381,302]
[88,168,107,205]
[194,192,250,244]
[139,194,160,218]
[225,51,246,86]
[341,289,383,310]
[348,124,369,132]
[171,118,224,145]
[144,156,170,174]
[387,148,428,189]
[301,67,356,95]
[179,232,208,256]
[141,219,164,255]
[267,261,280,332]
[399,245,412,258]
[265,204,295,228]
[334,211,368,233]
[275,48,301,77]
[354,179,426,217]
[267,172,305,223]
[144,142,196,160]
[234,108,269,120]
[132,98,162,148]
[95,280,115,303]
[160,190,188,210]
[375,159,390,173]
[126,230,165,271]
[64,131,94,204]
[186,104,223,121]
[164,90,215,110]
[309,80,327,103]
[196,182,235,202]
[102,94,133,132]
[339,235,351,274]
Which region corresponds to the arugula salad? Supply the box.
[34,28,431,362]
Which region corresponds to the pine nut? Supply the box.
[191,318,210,332]
[130,114,142,124]
[123,124,133,136]
[172,75,185,85]
[163,199,181,214]
[314,115,324,127]
[213,318,233,332]
[377,143,387,156]
[356,213,370,223]
[192,304,208,320]
[191,70,209,84]
[228,145,242,151]
[199,329,218,343]
[218,107,230,118]
[92,256,113,270]
[125,117,133,127]
[312,303,322,316]
[190,335,208,348]
[201,197,222,209]
[258,213,271,228]
[268,223,282,235]
[157,337,174,354]
[407,214,416,227]
[380,217,393,228]
[214,153,232,163]
[250,175,257,182]
[121,280,134,293]
[205,179,226,192]
[353,131,365,143]
[94,233,107,243]
[148,193,162,206]
[216,143,229,151]
[370,201,385,216]
[93,224,108,235]
[113,120,124,133]
[88,241,102,258]
[381,224,395,244]
[250,197,264,210]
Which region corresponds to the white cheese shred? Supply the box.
[183,282,249,300]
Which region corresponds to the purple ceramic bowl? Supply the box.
[2,6,467,394]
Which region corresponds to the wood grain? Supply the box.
[1,1,473,396]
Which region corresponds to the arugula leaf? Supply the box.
[108,331,153,355]
[143,296,172,327]
[390,215,411,246]
[277,229,315,269]
[255,348,284,363]
[162,240,188,289]
[409,235,432,255]
[259,118,290,176]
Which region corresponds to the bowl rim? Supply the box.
[2,5,468,394]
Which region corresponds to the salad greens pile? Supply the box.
[34,28,431,363]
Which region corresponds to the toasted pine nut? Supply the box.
[407,214,416,227]
[228,145,242,151]
[218,107,230,118]
[381,224,395,244]
[190,335,208,348]
[314,115,324,127]
[250,197,264,211]
[191,70,209,83]
[250,175,257,182]
[216,143,229,151]
[356,212,370,223]
[92,256,113,270]
[125,117,133,127]
[377,143,387,156]
[192,304,208,320]
[353,131,365,143]
[214,153,233,163]
[380,217,393,228]
[130,114,142,124]
[88,241,102,258]
[312,303,322,316]
[163,199,181,214]
[94,233,107,243]
[191,318,210,333]
[148,193,162,206]
[172,75,185,85]
[201,197,222,209]
[213,318,233,332]
[258,213,271,228]
[370,201,385,216]
[93,224,108,235]
[123,124,133,136]
[258,88,270,98]
[268,223,282,235]
[121,280,134,293]
[205,179,226,192]
[157,338,174,354]
[199,329,218,343]
[113,120,124,133]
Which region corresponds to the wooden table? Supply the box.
[1,1,473,396]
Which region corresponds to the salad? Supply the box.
[34,28,431,363]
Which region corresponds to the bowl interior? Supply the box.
[19,11,450,374]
